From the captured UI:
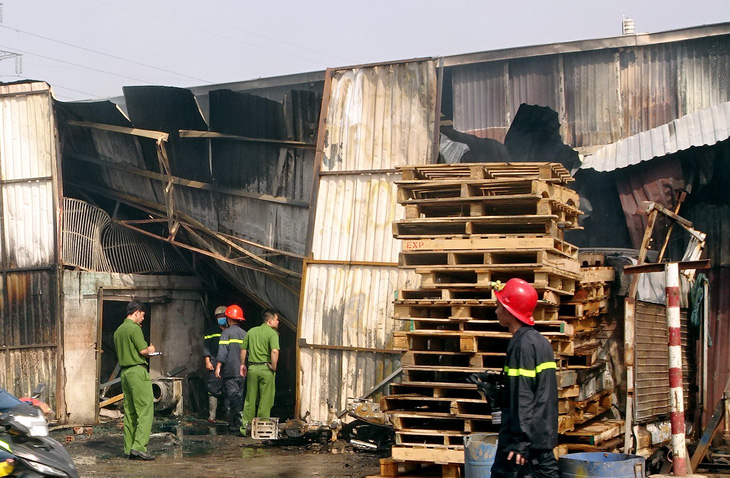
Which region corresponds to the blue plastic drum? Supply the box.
[559,452,646,477]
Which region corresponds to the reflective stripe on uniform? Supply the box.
[204,333,222,340]
[504,361,556,378]
[0,439,10,453]
[219,339,244,345]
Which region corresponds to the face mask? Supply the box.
[217,317,228,327]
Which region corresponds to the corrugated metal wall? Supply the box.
[298,60,437,420]
[0,82,60,405]
[449,34,730,150]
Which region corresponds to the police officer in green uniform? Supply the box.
[239,309,280,435]
[113,300,156,461]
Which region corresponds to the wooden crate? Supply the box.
[396,162,573,184]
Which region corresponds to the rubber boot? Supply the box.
[208,395,218,422]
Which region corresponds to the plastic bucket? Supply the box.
[559,452,645,477]
[463,433,498,478]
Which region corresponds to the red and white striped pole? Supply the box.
[666,262,686,476]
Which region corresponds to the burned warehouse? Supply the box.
[0,19,729,475]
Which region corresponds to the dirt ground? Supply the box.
[54,418,382,478]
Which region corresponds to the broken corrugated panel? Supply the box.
[581,101,730,172]
[299,60,437,421]
[452,62,508,141]
[563,50,622,147]
[613,157,685,249]
[322,62,437,171]
[123,86,211,182]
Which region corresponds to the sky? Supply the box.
[1,0,728,101]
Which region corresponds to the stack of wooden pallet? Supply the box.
[380,163,617,475]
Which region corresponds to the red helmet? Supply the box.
[495,278,538,326]
[225,305,245,321]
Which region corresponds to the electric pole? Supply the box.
[0,3,23,76]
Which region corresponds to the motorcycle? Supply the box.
[340,399,394,452]
[0,385,78,477]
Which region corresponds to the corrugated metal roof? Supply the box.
[298,60,437,421]
[444,22,730,67]
[582,101,730,172]
[449,33,730,152]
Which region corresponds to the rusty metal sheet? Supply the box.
[613,157,685,250]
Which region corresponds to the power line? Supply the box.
[0,44,156,84]
[93,0,331,68]
[0,24,213,84]
[132,0,351,64]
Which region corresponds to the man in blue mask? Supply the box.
[203,306,228,422]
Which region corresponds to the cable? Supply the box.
[0,24,213,84]
[0,44,155,84]
[128,0,351,64]
[92,0,330,68]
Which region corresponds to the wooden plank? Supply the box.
[400,235,578,257]
[100,393,124,408]
[580,267,616,283]
[391,447,465,465]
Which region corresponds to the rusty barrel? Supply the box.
[559,452,645,477]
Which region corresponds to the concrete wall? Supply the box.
[62,270,204,424]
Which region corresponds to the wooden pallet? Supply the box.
[400,249,580,274]
[393,214,563,237]
[391,412,499,435]
[374,457,463,477]
[394,298,559,321]
[397,162,573,184]
[396,178,579,205]
[400,318,573,337]
[562,419,624,445]
[558,299,608,319]
[417,267,578,296]
[571,282,609,302]
[400,197,581,229]
[401,235,578,257]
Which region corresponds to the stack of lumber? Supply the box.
[381,163,617,475]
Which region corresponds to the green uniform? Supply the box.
[113,318,153,455]
[240,323,280,430]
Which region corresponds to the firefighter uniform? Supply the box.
[491,325,559,478]
[216,322,246,430]
[240,322,280,430]
[203,325,224,419]
[113,318,154,455]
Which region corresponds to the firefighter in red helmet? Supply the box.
[491,279,559,478]
[214,305,247,432]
